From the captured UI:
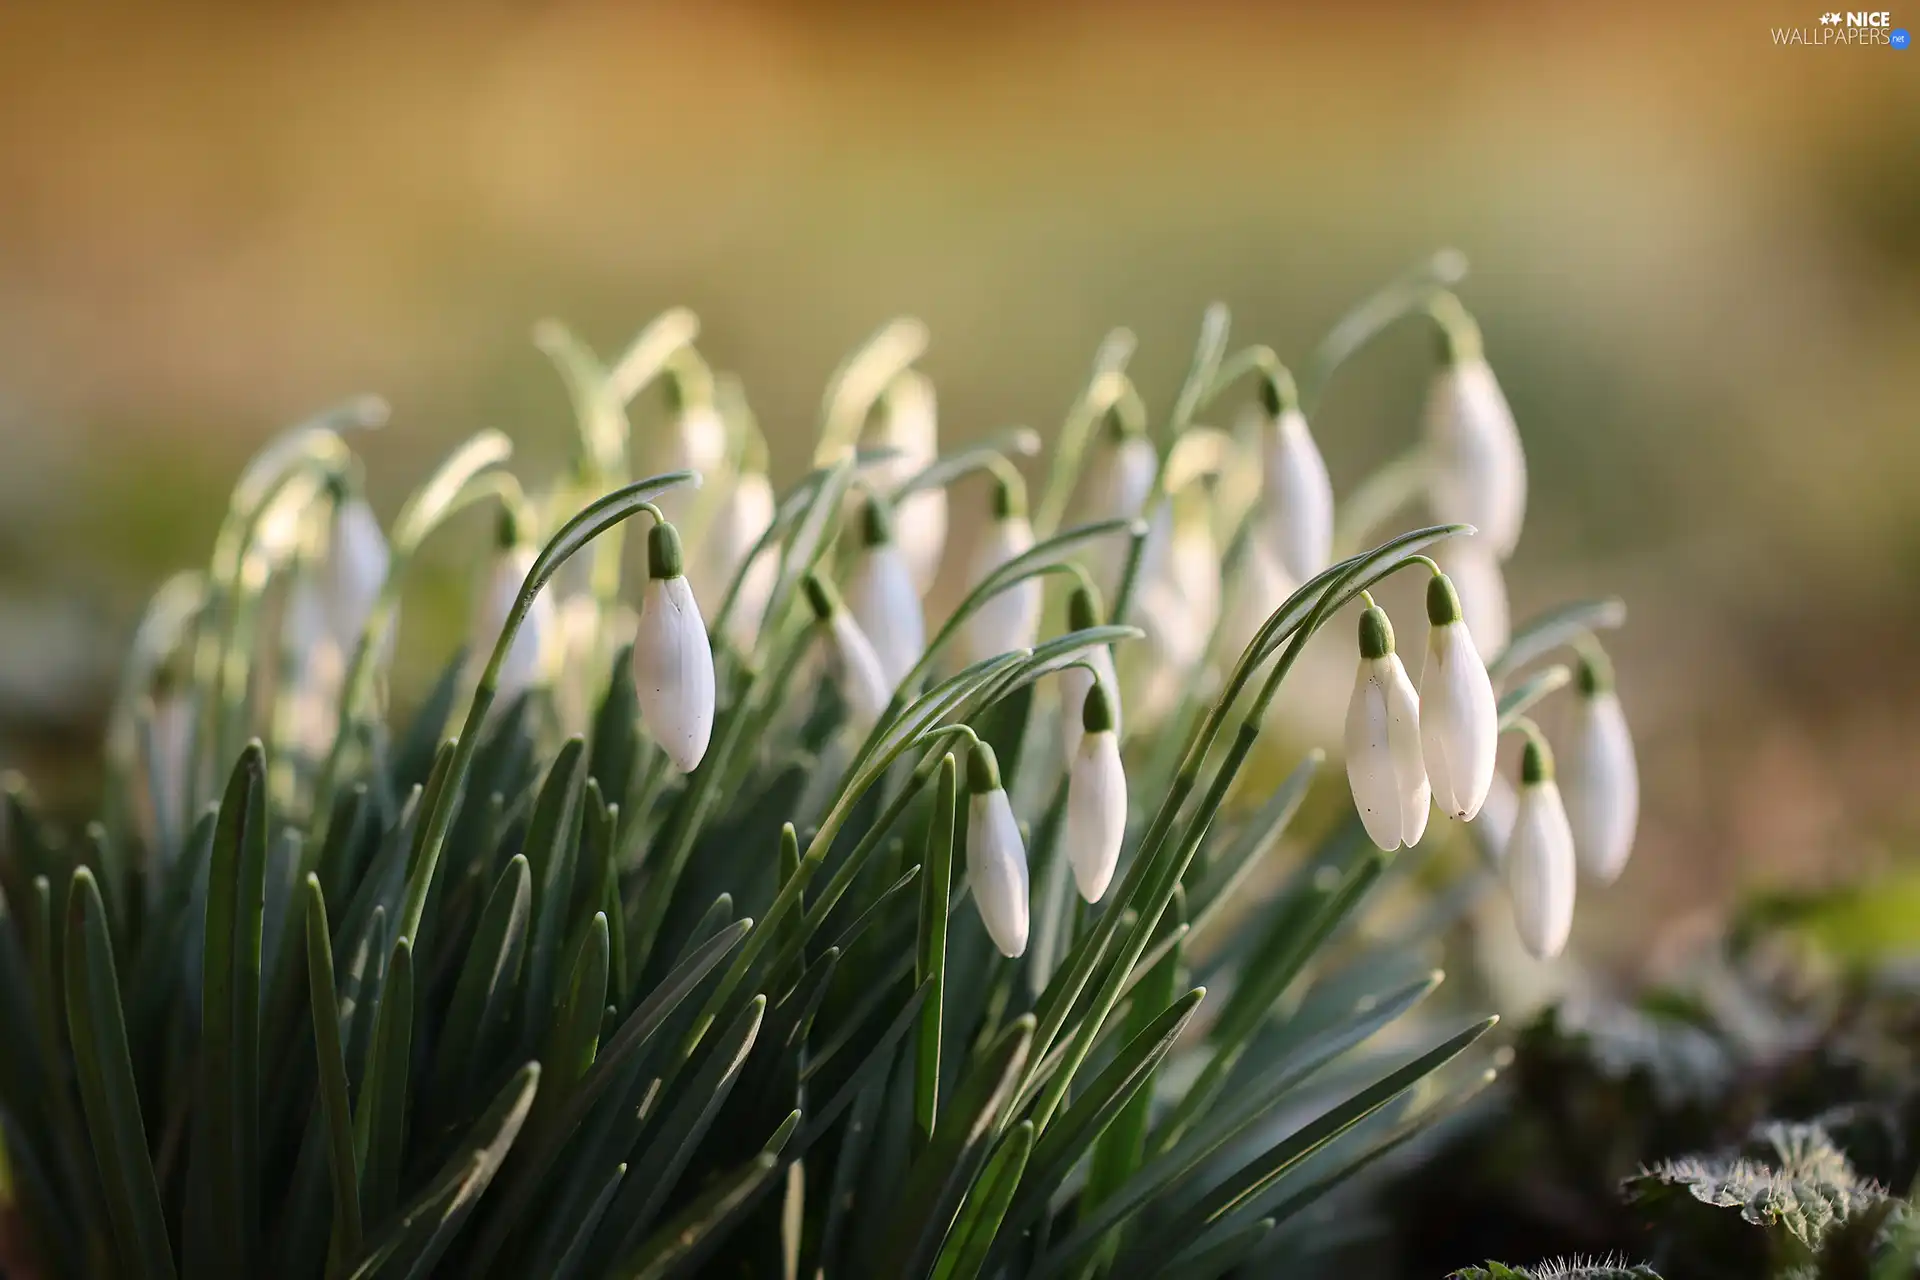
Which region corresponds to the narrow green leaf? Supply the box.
[931,1120,1035,1280]
[1186,750,1320,938]
[529,912,609,1136]
[590,643,641,807]
[520,737,588,1033]
[871,1013,1034,1278]
[305,875,364,1266]
[1157,1216,1275,1280]
[549,1162,627,1280]
[1487,597,1627,681]
[64,867,176,1280]
[914,753,958,1152]
[356,938,414,1229]
[614,1153,780,1280]
[433,854,531,1102]
[1495,663,1571,726]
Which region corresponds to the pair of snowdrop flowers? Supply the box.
[1344,567,1639,960]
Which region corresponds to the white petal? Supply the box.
[1076,435,1157,591]
[959,518,1040,664]
[894,487,949,595]
[326,498,390,644]
[1064,731,1127,902]
[1419,621,1499,820]
[1059,647,1121,765]
[1563,691,1640,884]
[1345,657,1405,849]
[1382,653,1431,846]
[697,471,775,603]
[844,545,925,688]
[967,790,1030,957]
[1259,407,1335,581]
[1434,541,1510,662]
[1506,780,1577,959]
[631,576,716,772]
[475,548,553,703]
[723,546,780,657]
[829,612,894,727]
[1425,358,1527,559]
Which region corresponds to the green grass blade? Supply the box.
[305,875,364,1267]
[520,736,588,1035]
[1486,597,1627,683]
[64,867,176,1280]
[549,1162,627,1280]
[914,752,958,1152]
[931,1119,1035,1280]
[1157,1216,1275,1280]
[356,938,415,1229]
[432,854,531,1104]
[613,1153,780,1280]
[529,912,609,1138]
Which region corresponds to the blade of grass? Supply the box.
[931,1119,1035,1280]
[914,753,958,1152]
[304,875,364,1268]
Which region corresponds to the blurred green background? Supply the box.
[1,0,1916,970]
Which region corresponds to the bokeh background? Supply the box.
[1,0,1916,971]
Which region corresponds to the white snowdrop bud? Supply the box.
[723,545,780,659]
[869,370,948,593]
[322,494,390,646]
[965,741,1029,957]
[1344,602,1430,851]
[843,497,926,689]
[1562,653,1640,885]
[1433,539,1510,663]
[474,515,554,705]
[697,469,775,607]
[958,480,1040,666]
[630,520,716,773]
[803,573,893,728]
[1424,312,1527,560]
[1063,681,1127,904]
[1058,584,1121,765]
[1506,736,1578,960]
[1075,412,1158,593]
[1252,376,1334,582]
[1419,571,1499,821]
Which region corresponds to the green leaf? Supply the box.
[1496,663,1571,727]
[1158,1216,1275,1280]
[1487,597,1627,682]
[355,938,415,1229]
[529,912,609,1136]
[549,1162,627,1280]
[914,753,958,1152]
[190,739,268,1276]
[433,854,531,1106]
[871,1013,1034,1278]
[519,735,588,1034]
[931,1120,1035,1280]
[305,875,364,1265]
[64,867,176,1280]
[613,1153,781,1280]
[1186,750,1321,938]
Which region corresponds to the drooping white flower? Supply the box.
[1132,498,1220,723]
[696,468,775,607]
[843,497,925,689]
[1418,570,1499,821]
[1074,414,1158,594]
[1433,538,1510,663]
[867,370,947,593]
[1344,602,1430,851]
[1249,379,1334,582]
[958,481,1040,666]
[1506,736,1578,960]
[321,495,390,647]
[1562,653,1640,885]
[1058,584,1121,765]
[1216,535,1298,672]
[965,741,1029,957]
[803,573,893,729]
[1063,681,1127,903]
[1424,319,1527,560]
[630,520,716,772]
[723,545,781,659]
[473,521,554,705]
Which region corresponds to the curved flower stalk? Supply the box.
[1420,568,1499,821]
[867,368,949,593]
[1424,294,1527,560]
[631,515,717,773]
[843,495,926,689]
[1344,596,1430,851]
[1562,648,1640,884]
[1248,373,1335,582]
[803,573,893,729]
[1063,681,1126,903]
[473,510,555,707]
[966,740,1030,957]
[958,478,1041,667]
[1506,730,1578,959]
[1434,537,1511,662]
[1058,584,1121,764]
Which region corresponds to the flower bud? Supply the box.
[1344,603,1430,850]
[1418,571,1499,820]
[958,481,1040,666]
[1506,737,1578,959]
[630,519,716,772]
[868,370,947,593]
[1250,379,1334,581]
[803,573,892,728]
[965,741,1029,957]
[697,469,775,608]
[1075,412,1157,592]
[1063,682,1127,903]
[843,497,926,688]
[1059,584,1121,764]
[1562,654,1639,884]
[474,513,554,705]
[322,495,390,647]
[1424,318,1527,560]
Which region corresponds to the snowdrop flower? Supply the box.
[1433,539,1510,663]
[631,518,716,772]
[1063,681,1127,903]
[958,480,1040,666]
[802,573,893,728]
[1562,652,1640,884]
[1506,735,1578,960]
[723,546,781,660]
[843,496,925,689]
[696,468,775,608]
[1418,570,1498,820]
[1344,599,1430,851]
[1132,498,1220,723]
[1217,535,1298,671]
[867,370,948,594]
[1058,584,1121,765]
[473,514,554,706]
[1252,377,1334,582]
[1075,412,1157,593]
[1424,309,1527,560]
[965,741,1029,957]
[656,372,729,481]
[319,493,390,648]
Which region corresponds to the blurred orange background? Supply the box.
[1,0,1916,967]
